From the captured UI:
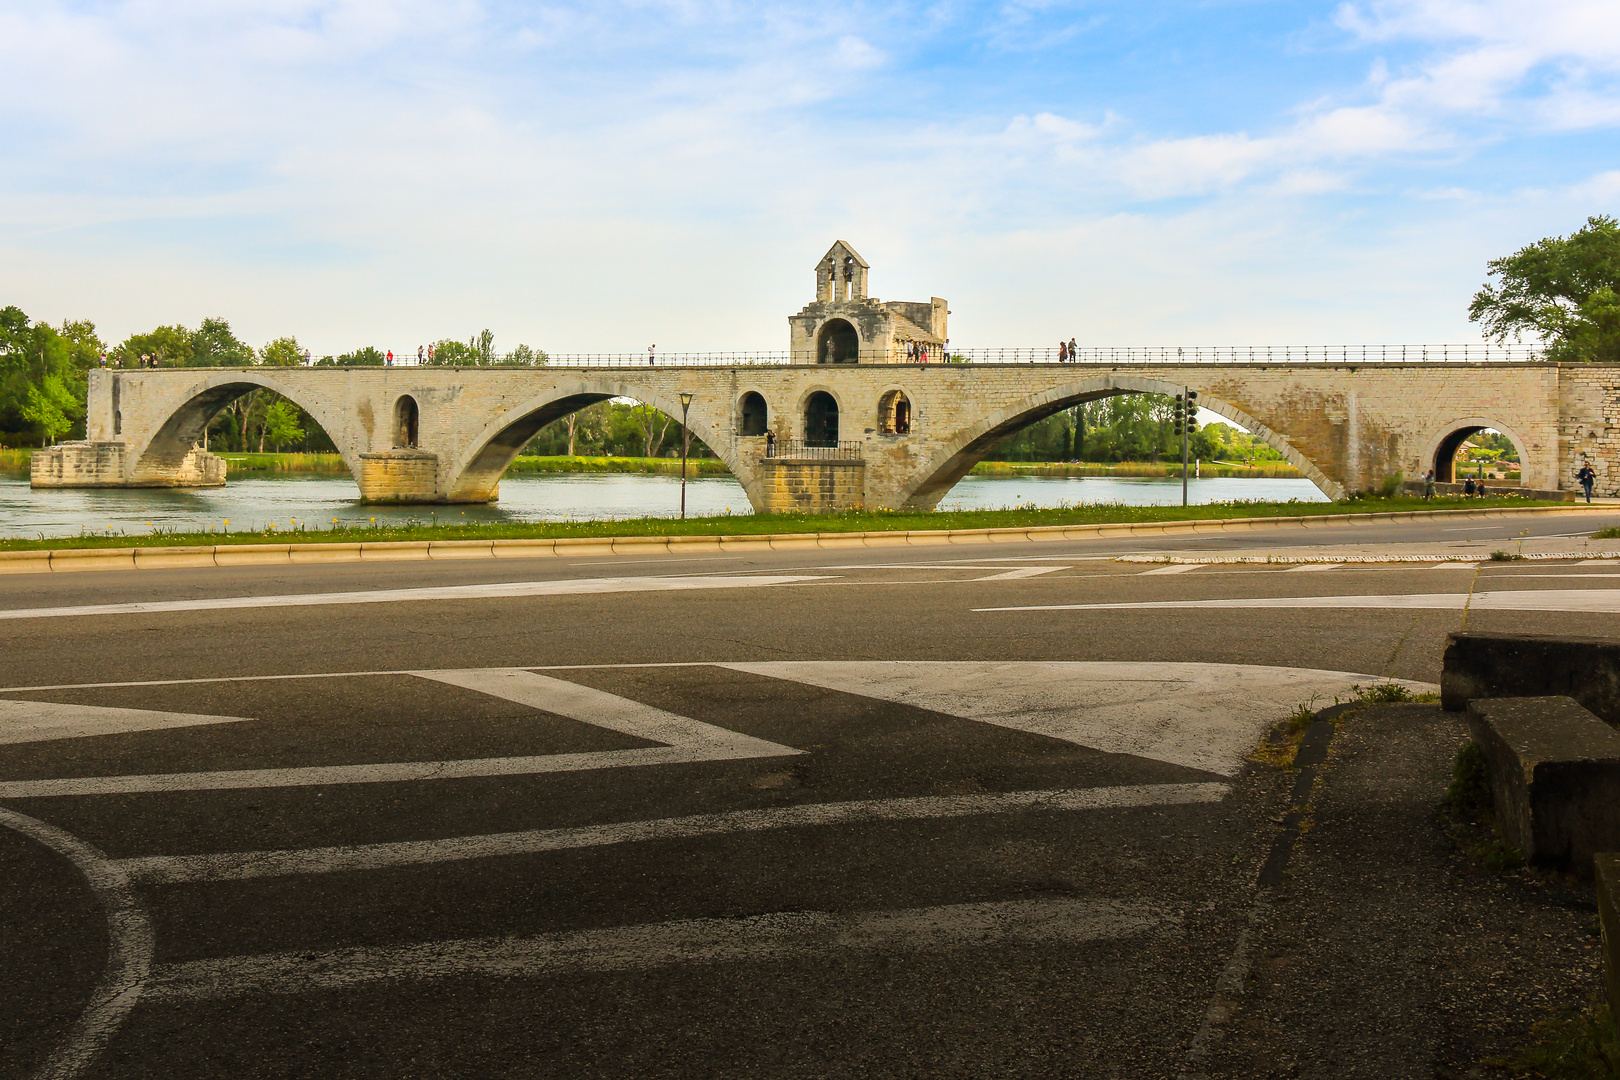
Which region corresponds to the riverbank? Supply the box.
[0,494,1565,551]
[970,460,1302,478]
[0,449,1315,481]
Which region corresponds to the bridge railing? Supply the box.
[259,344,1546,369]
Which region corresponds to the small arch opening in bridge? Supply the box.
[818,320,859,364]
[1433,425,1520,483]
[393,395,420,448]
[804,391,839,446]
[879,390,911,435]
[738,392,768,436]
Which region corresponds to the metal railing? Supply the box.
[400,344,1542,367]
[767,439,863,460]
[121,343,1547,371]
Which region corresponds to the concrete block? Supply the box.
[133,546,216,569]
[551,538,617,558]
[288,543,364,564]
[988,528,1032,543]
[490,539,556,559]
[213,545,291,567]
[612,537,670,555]
[717,535,767,553]
[1466,696,1620,877]
[665,536,721,554]
[1597,852,1620,1012]
[0,551,53,574]
[947,530,992,544]
[903,530,953,545]
[361,542,433,561]
[428,540,494,560]
[856,532,907,548]
[766,534,820,550]
[1444,632,1620,727]
[48,548,136,572]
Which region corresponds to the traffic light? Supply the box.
[1185,390,1198,433]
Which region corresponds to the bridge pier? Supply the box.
[31,440,225,489]
[358,450,440,503]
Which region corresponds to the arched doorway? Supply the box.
[817,320,859,364]
[879,390,911,434]
[738,392,767,436]
[804,391,839,446]
[1433,424,1520,483]
[394,395,420,448]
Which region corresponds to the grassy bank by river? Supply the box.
[970,460,1302,479]
[0,495,1565,551]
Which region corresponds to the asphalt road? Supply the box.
[6,511,1620,1079]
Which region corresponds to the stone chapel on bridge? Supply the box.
[787,241,948,364]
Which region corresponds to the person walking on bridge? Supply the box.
[1579,461,1597,502]
[1058,341,1068,362]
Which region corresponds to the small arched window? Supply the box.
[804,391,839,446]
[878,390,912,435]
[738,392,767,436]
[394,395,420,448]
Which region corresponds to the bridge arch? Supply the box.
[129,370,365,484]
[444,380,746,503]
[1423,417,1530,484]
[896,375,1344,510]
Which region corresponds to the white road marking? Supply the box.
[975,589,1620,614]
[0,574,829,621]
[1284,564,1340,572]
[1431,563,1478,569]
[0,700,250,746]
[0,807,151,1080]
[1139,564,1202,575]
[115,782,1228,885]
[142,896,1172,1002]
[722,661,1426,777]
[0,669,802,799]
[972,566,1070,580]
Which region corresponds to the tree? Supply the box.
[1470,215,1620,362]
[259,336,305,367]
[472,329,495,365]
[189,318,255,366]
[431,338,477,365]
[21,375,78,443]
[259,399,306,451]
[507,343,547,366]
[116,324,192,367]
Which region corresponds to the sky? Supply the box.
[1,0,1617,356]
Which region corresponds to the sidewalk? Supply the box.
[1202,705,1607,1078]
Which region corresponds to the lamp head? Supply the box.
[679,392,693,408]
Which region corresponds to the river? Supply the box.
[0,472,1327,539]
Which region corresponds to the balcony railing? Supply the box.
[767,439,863,461]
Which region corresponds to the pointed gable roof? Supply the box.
[818,240,868,269]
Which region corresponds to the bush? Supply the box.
[1440,741,1492,822]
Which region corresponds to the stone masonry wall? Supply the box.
[85,362,1605,511]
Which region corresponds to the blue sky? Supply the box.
[1,0,1617,354]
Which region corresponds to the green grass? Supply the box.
[503,455,732,476]
[0,494,1568,552]
[219,452,348,473]
[1594,526,1620,540]
[1491,1002,1619,1078]
[969,460,1302,478]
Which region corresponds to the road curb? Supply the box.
[0,504,1613,575]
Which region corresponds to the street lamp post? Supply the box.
[679,392,693,519]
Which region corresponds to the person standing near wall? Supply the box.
[1423,470,1436,499]
[1579,461,1597,503]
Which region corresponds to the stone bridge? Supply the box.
[32,361,1620,511]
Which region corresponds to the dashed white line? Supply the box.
[1139,564,1202,575]
[976,589,1620,614]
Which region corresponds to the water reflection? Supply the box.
[0,471,1327,539]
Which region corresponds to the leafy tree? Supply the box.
[189,318,255,367]
[1470,215,1620,361]
[472,329,495,365]
[259,399,306,451]
[507,343,547,366]
[431,338,477,365]
[116,324,192,367]
[332,346,385,366]
[0,306,93,445]
[259,336,305,367]
[21,375,78,442]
